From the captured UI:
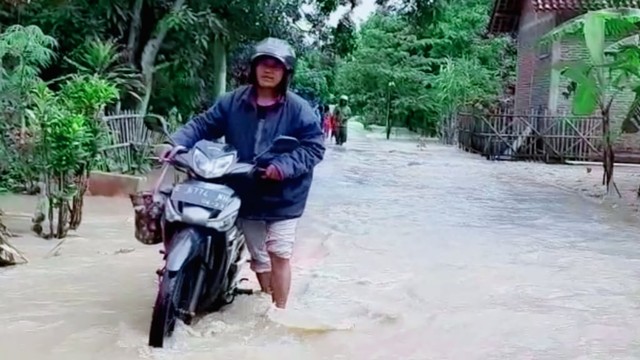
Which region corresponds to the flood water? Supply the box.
[2,124,640,359]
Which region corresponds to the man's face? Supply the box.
[255,57,286,89]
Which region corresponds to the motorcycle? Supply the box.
[141,116,299,348]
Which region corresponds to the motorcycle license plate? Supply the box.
[170,184,231,210]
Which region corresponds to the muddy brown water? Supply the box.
[2,124,640,359]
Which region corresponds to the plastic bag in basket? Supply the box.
[130,191,165,245]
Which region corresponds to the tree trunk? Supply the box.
[385,89,391,140]
[31,180,47,237]
[69,172,87,230]
[212,36,227,99]
[137,0,187,115]
[601,108,615,192]
[126,0,144,65]
[56,199,69,239]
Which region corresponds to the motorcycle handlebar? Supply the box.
[156,151,266,182]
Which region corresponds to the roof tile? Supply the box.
[534,0,640,11]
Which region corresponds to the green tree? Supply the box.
[0,24,57,191]
[1,0,361,117]
[292,49,332,101]
[65,38,144,106]
[29,75,119,238]
[334,0,513,136]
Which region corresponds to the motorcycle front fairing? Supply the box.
[163,139,244,232]
[165,227,206,272]
[171,140,238,179]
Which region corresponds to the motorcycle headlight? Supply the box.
[192,150,235,179]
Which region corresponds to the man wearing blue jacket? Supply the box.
[166,38,325,309]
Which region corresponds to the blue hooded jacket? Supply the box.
[170,85,326,221]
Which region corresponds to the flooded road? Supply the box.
[2,124,640,359]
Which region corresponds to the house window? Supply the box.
[538,41,551,60]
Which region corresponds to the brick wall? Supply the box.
[530,17,555,110]
[556,36,640,153]
[515,1,535,112]
[515,0,556,112]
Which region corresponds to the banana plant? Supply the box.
[542,7,640,193]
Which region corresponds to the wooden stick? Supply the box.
[612,180,622,198]
[45,238,68,258]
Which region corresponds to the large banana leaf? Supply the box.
[585,12,606,65]
[557,61,600,115]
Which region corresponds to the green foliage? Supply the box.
[59,75,119,117]
[58,75,119,168]
[0,23,119,237]
[65,38,144,104]
[292,50,332,102]
[334,0,514,136]
[433,56,503,113]
[0,24,57,192]
[1,0,361,117]
[0,24,56,114]
[26,75,118,238]
[0,24,57,73]
[332,16,357,57]
[29,84,91,178]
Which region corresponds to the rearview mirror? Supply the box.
[143,115,170,137]
[270,136,299,154]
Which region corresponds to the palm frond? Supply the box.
[0,25,57,68]
[65,38,145,100]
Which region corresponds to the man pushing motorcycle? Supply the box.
[163,38,325,309]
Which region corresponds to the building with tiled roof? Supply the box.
[488,0,640,153]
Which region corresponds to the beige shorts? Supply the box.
[238,218,298,273]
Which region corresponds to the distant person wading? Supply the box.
[333,95,351,146]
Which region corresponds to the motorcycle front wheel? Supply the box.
[148,269,186,348]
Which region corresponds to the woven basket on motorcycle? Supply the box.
[130,191,165,245]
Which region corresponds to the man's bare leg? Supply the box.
[269,253,291,308]
[256,272,272,294]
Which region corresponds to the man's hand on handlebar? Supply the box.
[253,164,284,181]
[160,145,187,162]
[261,164,284,181]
